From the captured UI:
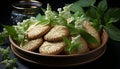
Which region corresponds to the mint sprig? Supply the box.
[71,0,120,41]
[63,35,82,54]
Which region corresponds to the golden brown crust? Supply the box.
[44,25,69,42]
[82,21,100,49]
[21,38,43,51]
[39,41,66,55]
[27,25,51,40]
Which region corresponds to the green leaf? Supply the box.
[108,18,120,24]
[79,29,100,45]
[63,35,82,54]
[105,8,120,20]
[2,25,18,40]
[70,3,84,12]
[97,0,108,14]
[92,19,103,31]
[104,24,120,41]
[36,13,42,20]
[57,16,67,26]
[73,10,85,19]
[104,8,120,25]
[39,19,50,25]
[74,0,96,7]
[63,36,72,53]
[22,19,33,31]
[104,13,110,24]
[66,23,78,35]
[63,37,71,48]
[86,7,100,19]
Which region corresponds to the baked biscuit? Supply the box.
[39,41,66,55]
[21,38,43,51]
[82,21,100,49]
[27,25,51,40]
[70,37,89,54]
[44,25,69,42]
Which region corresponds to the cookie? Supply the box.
[70,37,89,54]
[21,37,43,51]
[27,25,51,40]
[82,21,100,49]
[39,41,66,55]
[44,25,69,42]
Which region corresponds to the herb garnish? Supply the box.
[0,47,17,69]
[71,0,120,41]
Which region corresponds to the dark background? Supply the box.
[0,0,120,69]
[0,0,120,25]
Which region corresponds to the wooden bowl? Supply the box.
[9,29,108,66]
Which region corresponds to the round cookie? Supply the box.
[70,37,89,54]
[44,25,69,42]
[82,21,100,49]
[39,41,66,55]
[21,37,43,51]
[27,25,51,40]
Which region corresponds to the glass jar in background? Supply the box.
[10,0,42,25]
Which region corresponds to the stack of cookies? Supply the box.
[20,25,70,55]
[20,20,101,55]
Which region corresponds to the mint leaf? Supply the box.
[70,3,84,12]
[63,36,72,53]
[104,24,120,41]
[38,19,50,25]
[97,0,108,14]
[74,0,96,7]
[73,10,84,18]
[2,25,18,40]
[104,8,120,25]
[63,37,71,48]
[108,18,120,24]
[63,35,82,54]
[66,24,79,35]
[92,19,103,31]
[86,7,100,20]
[36,13,43,20]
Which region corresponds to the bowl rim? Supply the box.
[9,29,108,57]
[11,44,107,66]
[11,45,40,64]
